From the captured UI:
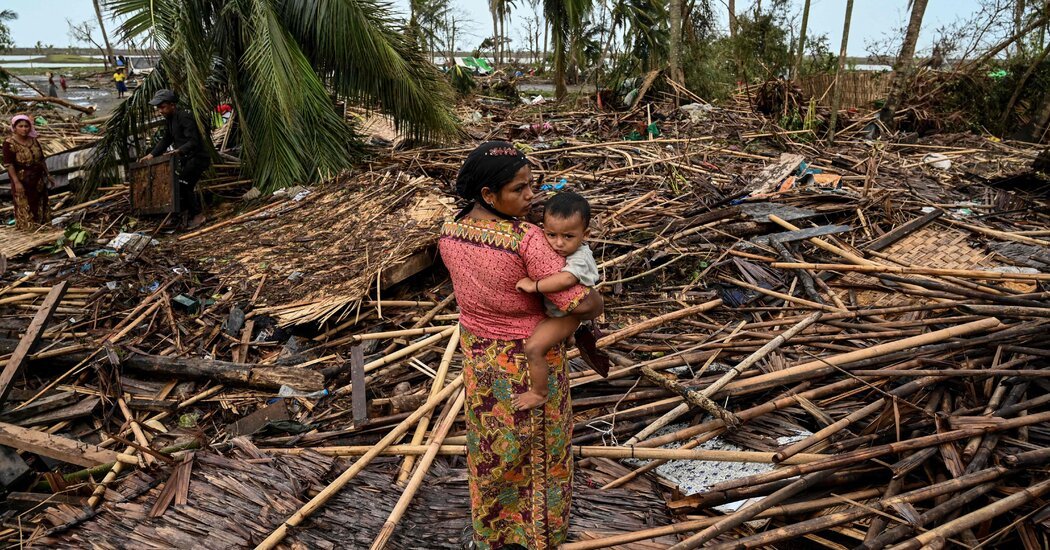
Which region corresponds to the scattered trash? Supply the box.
[277,385,330,399]
[106,232,158,254]
[171,294,201,314]
[922,153,953,170]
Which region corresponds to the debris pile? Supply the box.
[0,79,1048,547]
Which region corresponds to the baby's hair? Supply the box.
[544,192,591,228]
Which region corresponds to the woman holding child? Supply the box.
[439,141,604,549]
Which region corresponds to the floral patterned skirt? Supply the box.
[461,326,573,550]
[11,170,49,230]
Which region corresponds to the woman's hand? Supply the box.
[516,277,538,293]
[10,179,22,194]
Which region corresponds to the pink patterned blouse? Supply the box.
[439,217,589,341]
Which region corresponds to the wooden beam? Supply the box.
[0,282,68,408]
[864,209,943,252]
[0,421,125,468]
[350,346,367,426]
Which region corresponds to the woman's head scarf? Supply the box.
[455,141,531,220]
[9,115,38,138]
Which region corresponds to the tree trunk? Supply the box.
[1015,0,1028,58]
[554,25,567,99]
[503,14,512,64]
[1026,86,1050,142]
[792,0,812,80]
[878,0,928,128]
[669,0,684,84]
[541,20,550,70]
[596,19,619,80]
[999,41,1050,132]
[490,6,500,64]
[728,0,737,39]
[827,0,855,144]
[92,0,114,70]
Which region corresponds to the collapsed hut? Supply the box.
[0,77,1048,548]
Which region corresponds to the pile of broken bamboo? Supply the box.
[0,82,1046,548]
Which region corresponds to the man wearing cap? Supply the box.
[139,89,211,229]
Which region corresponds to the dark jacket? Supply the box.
[150,110,210,161]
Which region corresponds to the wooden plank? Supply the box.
[750,153,804,195]
[0,391,78,422]
[864,209,944,252]
[6,492,87,507]
[380,250,434,289]
[350,346,367,426]
[0,282,68,408]
[0,421,121,467]
[752,225,852,245]
[19,397,99,427]
[227,399,290,437]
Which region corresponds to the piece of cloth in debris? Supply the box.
[439,217,588,549]
[2,135,50,230]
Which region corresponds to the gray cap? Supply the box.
[148,89,178,106]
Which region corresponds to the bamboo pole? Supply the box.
[381,293,456,355]
[618,319,751,449]
[720,276,846,313]
[946,219,1050,247]
[568,299,722,362]
[708,468,1011,550]
[117,396,154,467]
[670,469,838,549]
[641,367,739,426]
[324,325,456,348]
[177,199,288,241]
[255,374,465,550]
[719,317,1001,396]
[332,327,456,396]
[87,444,137,508]
[707,409,1050,493]
[888,477,1050,550]
[397,326,460,483]
[371,390,466,549]
[773,375,940,463]
[771,262,1050,281]
[562,468,1004,550]
[263,444,826,463]
[861,482,998,550]
[704,312,823,397]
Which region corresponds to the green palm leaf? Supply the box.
[89,0,459,195]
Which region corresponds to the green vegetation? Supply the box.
[90,0,460,194]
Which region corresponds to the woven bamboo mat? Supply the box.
[0,227,62,258]
[846,226,1000,308]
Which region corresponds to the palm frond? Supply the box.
[278,0,460,141]
[89,0,455,196]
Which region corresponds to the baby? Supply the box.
[514,192,600,411]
